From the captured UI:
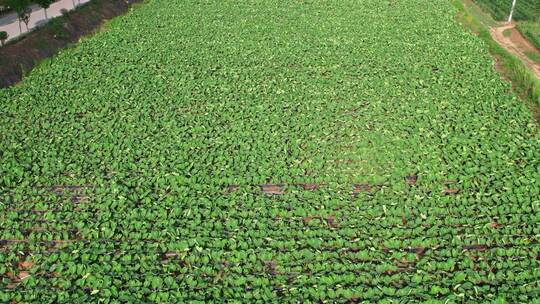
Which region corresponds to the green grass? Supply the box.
[524,50,540,64]
[1,0,540,302]
[461,0,499,27]
[45,17,69,40]
[31,36,49,49]
[473,0,539,21]
[503,28,512,37]
[517,21,540,51]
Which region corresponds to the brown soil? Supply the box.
[405,174,417,185]
[352,183,374,196]
[0,0,142,88]
[300,183,319,191]
[224,185,239,195]
[261,184,284,195]
[490,24,540,79]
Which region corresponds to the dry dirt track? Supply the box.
[490,24,540,79]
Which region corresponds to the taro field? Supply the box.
[1,0,540,303]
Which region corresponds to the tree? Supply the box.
[0,0,8,11]
[36,0,54,20]
[507,0,517,23]
[21,7,31,32]
[0,31,8,46]
[5,0,31,34]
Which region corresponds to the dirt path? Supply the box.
[490,24,540,79]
